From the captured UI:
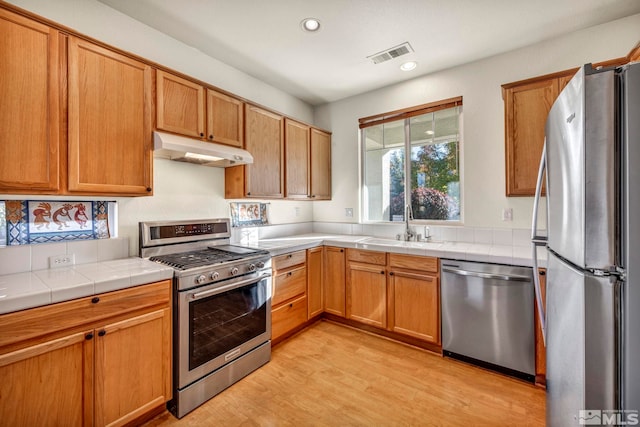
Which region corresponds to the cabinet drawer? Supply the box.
[389,253,439,273]
[0,280,171,350]
[271,295,307,340]
[272,266,307,306]
[273,250,306,271]
[347,248,386,265]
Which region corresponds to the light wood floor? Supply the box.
[144,321,545,426]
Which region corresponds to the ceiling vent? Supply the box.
[367,42,414,64]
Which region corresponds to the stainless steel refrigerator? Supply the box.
[532,61,639,426]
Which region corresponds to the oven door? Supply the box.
[177,271,272,389]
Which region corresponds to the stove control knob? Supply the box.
[196,274,207,285]
[248,263,256,272]
[230,267,239,276]
[210,272,219,280]
[256,261,265,269]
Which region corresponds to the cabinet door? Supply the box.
[324,247,346,317]
[347,262,387,328]
[0,331,92,427]
[156,70,205,138]
[206,89,243,147]
[307,247,323,318]
[244,105,284,198]
[68,37,152,195]
[285,119,310,199]
[0,9,61,193]
[94,308,171,427]
[504,77,560,196]
[389,270,439,343]
[310,128,332,200]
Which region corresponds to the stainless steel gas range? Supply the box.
[139,218,272,418]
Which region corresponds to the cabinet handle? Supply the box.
[539,271,546,276]
[98,330,106,337]
[91,297,100,304]
[389,272,394,276]
[146,187,152,192]
[340,249,344,253]
[199,132,204,137]
[288,254,292,258]
[288,271,292,276]
[209,134,214,140]
[380,271,385,274]
[289,303,293,308]
[247,192,251,196]
[85,333,94,340]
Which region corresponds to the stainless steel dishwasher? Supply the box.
[440,259,535,381]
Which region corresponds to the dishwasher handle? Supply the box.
[441,265,532,282]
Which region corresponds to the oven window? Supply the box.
[189,281,267,370]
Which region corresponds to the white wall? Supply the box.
[5,0,316,255]
[313,14,640,229]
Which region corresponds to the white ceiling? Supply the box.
[98,0,640,106]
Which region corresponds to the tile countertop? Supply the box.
[241,233,547,268]
[0,258,174,315]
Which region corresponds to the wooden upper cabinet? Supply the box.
[206,89,243,147]
[67,36,153,195]
[0,9,61,193]
[310,128,332,200]
[156,72,244,147]
[503,76,563,196]
[156,70,205,138]
[285,119,310,199]
[242,104,284,198]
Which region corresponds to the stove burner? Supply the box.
[150,248,247,270]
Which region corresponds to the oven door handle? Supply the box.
[189,272,272,301]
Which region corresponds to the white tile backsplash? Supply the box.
[473,228,493,245]
[513,228,532,247]
[97,238,129,261]
[67,240,99,265]
[0,245,31,275]
[456,227,475,243]
[492,228,513,246]
[31,242,67,271]
[441,227,458,242]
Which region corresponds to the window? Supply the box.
[360,98,462,222]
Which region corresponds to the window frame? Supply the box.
[360,97,464,224]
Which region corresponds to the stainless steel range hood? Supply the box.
[153,131,253,167]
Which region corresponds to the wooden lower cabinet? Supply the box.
[271,250,308,341]
[346,250,387,329]
[0,331,90,427]
[307,247,323,318]
[271,295,308,340]
[0,280,172,427]
[388,269,439,344]
[95,308,171,427]
[323,246,346,317]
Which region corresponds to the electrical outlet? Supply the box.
[502,208,513,221]
[345,208,354,218]
[49,254,75,268]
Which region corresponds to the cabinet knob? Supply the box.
[289,303,293,308]
[209,134,214,140]
[247,192,251,196]
[389,272,394,276]
[539,271,546,276]
[85,333,94,340]
[380,271,385,275]
[98,330,106,337]
[287,271,292,276]
[146,187,152,192]
[200,132,204,137]
[340,249,344,252]
[91,297,100,304]
[288,254,292,258]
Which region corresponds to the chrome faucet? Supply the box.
[404,204,415,241]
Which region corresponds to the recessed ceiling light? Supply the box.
[301,18,321,32]
[400,61,418,71]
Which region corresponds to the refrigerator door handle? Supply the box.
[531,141,547,345]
